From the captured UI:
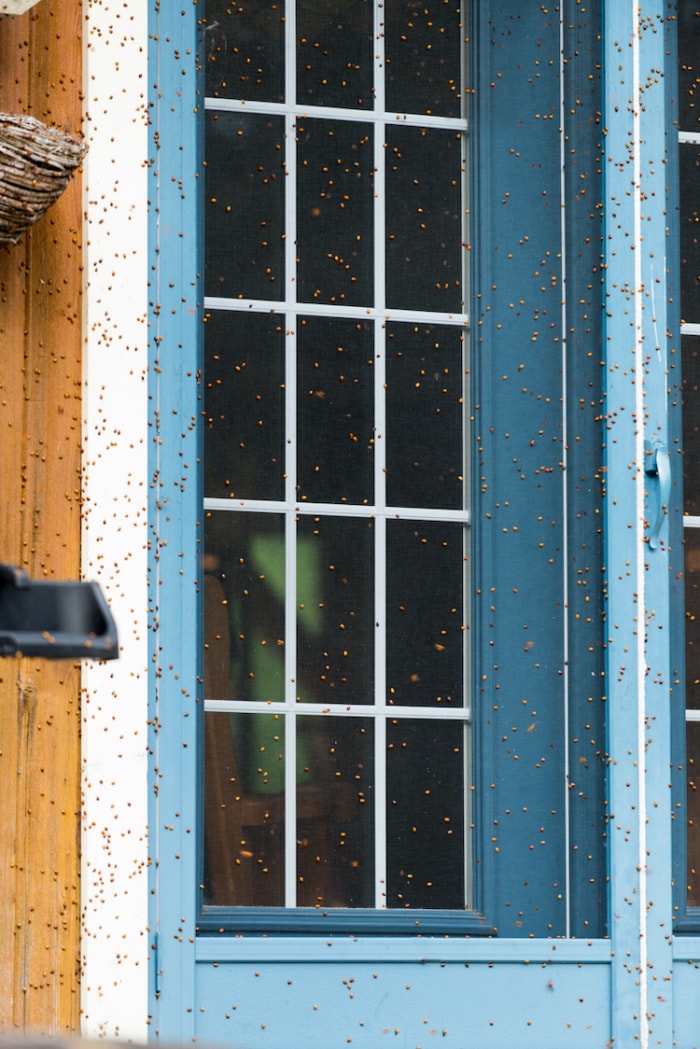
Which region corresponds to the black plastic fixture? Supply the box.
[0,563,118,659]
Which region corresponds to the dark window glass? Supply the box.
[678,2,700,132]
[204,510,286,703]
[385,125,464,312]
[683,335,700,517]
[205,112,286,300]
[680,143,700,326]
[297,118,374,305]
[297,0,374,109]
[203,710,287,906]
[386,520,466,709]
[204,0,286,102]
[386,718,466,908]
[687,720,700,907]
[385,0,464,117]
[297,315,374,506]
[386,322,466,509]
[296,515,375,706]
[204,311,285,502]
[296,715,375,907]
[685,528,700,712]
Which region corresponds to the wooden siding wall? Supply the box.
[0,1,83,1035]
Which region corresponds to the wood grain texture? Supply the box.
[0,0,83,1034]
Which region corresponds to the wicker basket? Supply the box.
[0,0,43,14]
[0,112,87,243]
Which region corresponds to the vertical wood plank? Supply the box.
[0,0,83,1035]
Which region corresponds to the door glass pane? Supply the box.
[688,721,700,907]
[683,335,700,518]
[297,0,374,109]
[385,0,464,118]
[204,511,286,704]
[297,316,375,505]
[385,322,466,509]
[386,718,467,909]
[685,528,700,711]
[296,715,374,907]
[678,3,700,133]
[205,111,286,300]
[680,142,700,326]
[385,125,465,312]
[296,515,375,706]
[386,520,466,709]
[204,0,286,103]
[204,310,285,502]
[296,117,374,306]
[203,711,286,906]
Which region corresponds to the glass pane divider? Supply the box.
[374,517,387,909]
[372,0,385,116]
[683,516,700,529]
[283,3,298,910]
[373,170,387,901]
[284,0,297,110]
[204,296,470,327]
[284,684,298,907]
[284,348,298,905]
[681,324,700,337]
[374,709,387,909]
[373,132,386,318]
[459,0,468,126]
[204,95,468,133]
[204,698,472,721]
[679,130,700,144]
[203,497,471,525]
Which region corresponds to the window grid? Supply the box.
[203,1,472,910]
[680,33,700,905]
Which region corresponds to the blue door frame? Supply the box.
[147,2,695,1045]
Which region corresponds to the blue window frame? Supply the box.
[182,0,608,940]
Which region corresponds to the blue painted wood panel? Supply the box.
[471,0,606,939]
[673,960,700,1049]
[194,957,610,1049]
[673,940,700,1047]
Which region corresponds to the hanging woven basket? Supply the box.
[0,0,43,14]
[0,112,87,243]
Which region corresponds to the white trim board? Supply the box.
[81,0,150,1039]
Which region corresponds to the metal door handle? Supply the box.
[644,438,670,550]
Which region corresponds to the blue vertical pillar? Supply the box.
[603,1,677,1044]
[148,1,202,1040]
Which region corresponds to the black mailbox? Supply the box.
[0,563,118,659]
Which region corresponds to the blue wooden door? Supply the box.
[148,2,691,1045]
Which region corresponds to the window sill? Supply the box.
[195,933,613,964]
[198,906,494,938]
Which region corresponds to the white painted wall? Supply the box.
[81,0,150,1039]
